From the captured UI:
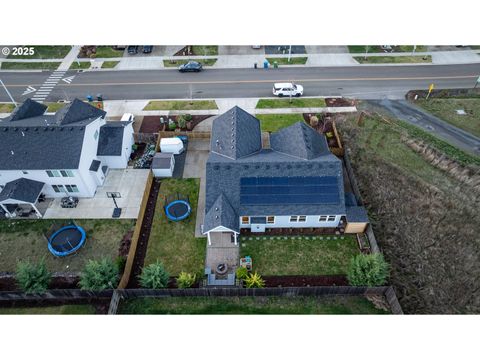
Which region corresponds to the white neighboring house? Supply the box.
[0,99,134,217]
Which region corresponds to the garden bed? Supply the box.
[139,115,211,133]
[325,97,356,107]
[263,275,348,287]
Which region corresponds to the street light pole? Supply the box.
[364,45,369,60]
[0,78,17,107]
[288,45,292,63]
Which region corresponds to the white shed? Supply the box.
[152,153,175,177]
[160,137,184,154]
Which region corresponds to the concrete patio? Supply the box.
[43,169,150,219]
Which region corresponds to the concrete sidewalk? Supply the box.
[56,46,81,71]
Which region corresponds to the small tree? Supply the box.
[182,114,193,122]
[168,121,177,131]
[16,260,50,294]
[236,267,249,280]
[176,272,196,288]
[79,258,119,290]
[139,261,169,289]
[244,272,265,288]
[347,253,389,286]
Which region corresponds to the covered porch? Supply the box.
[204,229,240,287]
[0,178,47,219]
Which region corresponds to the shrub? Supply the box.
[139,261,169,289]
[115,256,127,274]
[347,253,389,286]
[309,115,319,127]
[79,258,119,290]
[236,267,249,280]
[244,272,265,288]
[182,114,193,122]
[178,117,187,129]
[16,260,51,294]
[168,121,177,131]
[176,272,196,288]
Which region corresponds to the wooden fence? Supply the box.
[0,289,113,302]
[117,171,154,289]
[133,133,158,143]
[109,286,403,314]
[158,130,210,139]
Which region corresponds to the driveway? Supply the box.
[183,139,210,237]
[367,99,480,156]
[218,46,265,55]
[43,169,150,219]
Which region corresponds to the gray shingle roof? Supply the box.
[54,99,106,125]
[205,108,346,231]
[270,121,330,160]
[345,206,369,223]
[0,99,106,170]
[8,99,47,121]
[210,106,262,160]
[0,178,45,203]
[97,122,128,156]
[203,193,239,233]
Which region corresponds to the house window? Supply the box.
[328,215,336,222]
[46,170,61,177]
[94,129,99,140]
[298,215,307,222]
[267,216,275,224]
[319,215,328,222]
[241,216,249,224]
[65,185,79,193]
[290,216,298,222]
[60,170,74,177]
[52,185,64,193]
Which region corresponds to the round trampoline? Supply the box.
[48,225,86,257]
[165,200,192,221]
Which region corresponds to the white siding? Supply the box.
[239,215,341,230]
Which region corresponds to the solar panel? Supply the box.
[240,176,340,205]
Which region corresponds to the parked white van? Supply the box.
[272,82,304,97]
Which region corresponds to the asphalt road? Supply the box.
[367,99,480,156]
[0,64,480,102]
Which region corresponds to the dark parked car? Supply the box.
[127,46,138,54]
[178,61,203,72]
[143,46,153,54]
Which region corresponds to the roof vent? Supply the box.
[10,150,14,155]
[215,139,220,147]
[243,165,249,170]
[215,215,219,220]
[2,128,7,132]
[21,131,25,137]
[215,207,219,211]
[213,165,220,170]
[231,145,234,149]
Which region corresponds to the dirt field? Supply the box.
[337,111,480,314]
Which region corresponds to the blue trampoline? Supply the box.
[48,225,86,257]
[164,199,192,221]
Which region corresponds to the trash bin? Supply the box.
[273,61,278,69]
[263,60,269,69]
[86,95,93,102]
[254,62,257,69]
[96,94,103,101]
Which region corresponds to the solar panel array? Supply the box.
[240,176,340,205]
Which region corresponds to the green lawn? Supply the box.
[143,100,218,111]
[266,57,308,65]
[144,179,206,276]
[354,56,432,64]
[240,235,359,276]
[45,101,102,113]
[0,103,15,112]
[414,98,480,138]
[69,62,90,70]
[0,304,96,315]
[102,61,120,69]
[191,45,218,56]
[348,45,427,53]
[256,98,326,109]
[0,219,134,272]
[119,296,388,314]
[256,114,305,132]
[7,46,70,59]
[94,46,124,58]
[1,62,61,70]
[163,58,217,67]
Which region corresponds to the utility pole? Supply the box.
[288,45,292,63]
[412,45,417,56]
[474,75,480,89]
[0,78,17,107]
[364,45,369,60]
